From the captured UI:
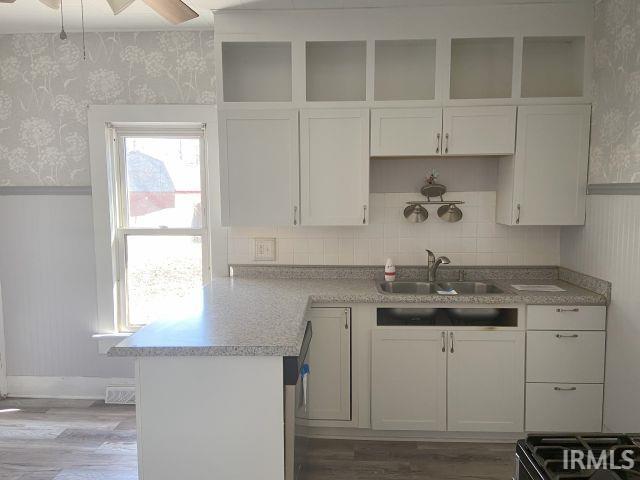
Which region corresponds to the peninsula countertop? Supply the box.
[108,276,607,358]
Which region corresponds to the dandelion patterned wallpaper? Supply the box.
[0,31,215,187]
[590,0,640,184]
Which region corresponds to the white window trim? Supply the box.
[88,105,228,334]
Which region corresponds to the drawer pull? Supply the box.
[555,333,579,339]
[554,386,577,391]
[556,308,580,313]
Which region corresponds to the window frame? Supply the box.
[111,126,210,332]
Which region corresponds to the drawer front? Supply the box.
[527,331,606,383]
[526,383,603,432]
[527,306,606,331]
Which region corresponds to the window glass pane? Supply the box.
[126,235,203,326]
[124,137,202,228]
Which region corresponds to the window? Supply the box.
[112,127,209,330]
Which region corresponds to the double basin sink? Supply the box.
[377,281,504,295]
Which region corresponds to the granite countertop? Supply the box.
[109,275,607,358]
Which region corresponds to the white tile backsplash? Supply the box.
[228,192,561,266]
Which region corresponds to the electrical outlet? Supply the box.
[254,238,276,261]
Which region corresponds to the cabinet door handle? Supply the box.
[556,333,579,339]
[362,205,367,224]
[515,203,521,224]
[556,308,579,313]
[554,386,577,391]
[441,331,446,353]
[435,133,441,154]
[449,332,455,354]
[344,308,349,330]
[444,133,449,154]
[293,206,298,226]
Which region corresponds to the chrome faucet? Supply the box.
[426,249,451,282]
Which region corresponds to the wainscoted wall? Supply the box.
[0,31,215,187]
[560,0,640,430]
[0,30,215,392]
[0,195,133,382]
[561,195,640,431]
[229,192,561,266]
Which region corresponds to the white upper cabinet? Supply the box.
[300,109,370,226]
[370,108,442,157]
[371,106,516,157]
[299,308,351,422]
[219,110,299,226]
[442,106,516,156]
[497,105,590,226]
[371,329,447,431]
[447,331,525,432]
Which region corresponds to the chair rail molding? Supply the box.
[587,183,640,195]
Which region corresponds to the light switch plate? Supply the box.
[254,238,276,261]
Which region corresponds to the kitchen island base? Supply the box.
[135,356,284,480]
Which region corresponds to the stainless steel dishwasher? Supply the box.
[284,321,312,480]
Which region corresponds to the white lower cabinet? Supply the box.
[526,383,603,432]
[447,331,525,432]
[371,329,525,432]
[299,307,351,421]
[371,329,447,431]
[524,305,606,432]
[526,331,606,383]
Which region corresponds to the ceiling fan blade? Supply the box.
[142,0,198,24]
[0,0,18,3]
[39,0,61,8]
[106,0,136,14]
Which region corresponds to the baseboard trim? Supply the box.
[7,376,134,400]
[298,425,523,443]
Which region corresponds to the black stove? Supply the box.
[515,434,640,480]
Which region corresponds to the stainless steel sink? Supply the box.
[377,281,503,295]
[438,282,504,294]
[377,281,439,294]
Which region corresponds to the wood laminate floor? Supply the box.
[0,398,516,480]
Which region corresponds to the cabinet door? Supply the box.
[300,109,369,225]
[219,110,299,226]
[442,106,516,156]
[526,383,603,432]
[370,108,442,156]
[512,105,590,225]
[371,329,447,431]
[447,331,525,432]
[300,308,351,421]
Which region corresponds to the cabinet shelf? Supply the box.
[306,41,367,102]
[222,42,292,102]
[521,36,585,98]
[450,37,514,99]
[374,39,436,101]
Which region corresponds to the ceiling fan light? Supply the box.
[106,0,136,15]
[142,0,199,24]
[39,0,61,9]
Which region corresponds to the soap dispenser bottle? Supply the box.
[384,258,396,282]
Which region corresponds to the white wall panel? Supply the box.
[561,195,640,431]
[0,195,133,378]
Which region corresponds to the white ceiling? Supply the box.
[0,0,589,34]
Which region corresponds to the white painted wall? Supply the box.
[561,195,640,431]
[0,195,134,379]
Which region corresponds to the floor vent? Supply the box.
[105,385,136,405]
